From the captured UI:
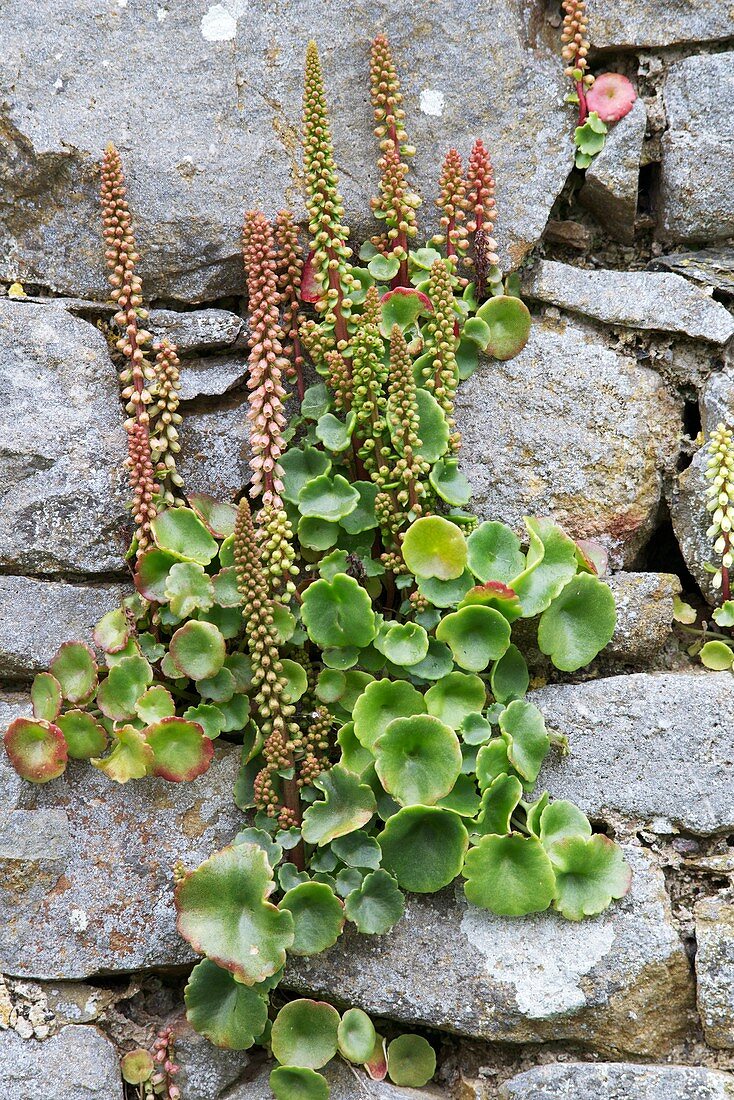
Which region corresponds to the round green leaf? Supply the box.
[211,567,243,608]
[353,679,425,751]
[234,826,283,867]
[301,765,377,846]
[49,642,97,703]
[298,516,339,551]
[151,507,218,565]
[375,715,461,806]
[301,382,331,421]
[135,685,176,724]
[164,561,215,617]
[175,843,295,984]
[368,253,400,281]
[413,388,450,464]
[145,717,213,782]
[270,1067,329,1100]
[121,1049,154,1085]
[467,521,525,584]
[298,474,359,521]
[96,655,153,721]
[435,605,511,671]
[460,711,493,746]
[169,620,227,680]
[457,335,479,379]
[331,831,381,869]
[417,568,474,608]
[500,700,549,784]
[378,806,469,892]
[475,738,512,790]
[490,644,529,704]
[271,999,340,1069]
[344,869,405,934]
[549,834,632,920]
[280,882,345,956]
[280,446,332,504]
[315,411,356,453]
[134,548,179,602]
[91,724,154,784]
[386,1034,436,1088]
[539,800,592,850]
[281,659,309,704]
[198,667,236,703]
[429,457,471,505]
[700,640,734,671]
[437,772,482,817]
[57,710,108,759]
[374,621,429,667]
[337,722,373,776]
[4,717,67,783]
[184,958,268,1050]
[463,834,556,914]
[473,773,523,835]
[537,573,616,671]
[402,516,467,581]
[93,608,130,654]
[511,518,579,618]
[31,672,62,722]
[425,672,486,729]
[380,286,433,337]
[339,481,379,535]
[301,574,376,649]
[475,294,532,360]
[183,703,226,740]
[408,638,454,682]
[338,1008,377,1063]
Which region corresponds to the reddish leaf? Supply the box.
[300,251,321,303]
[4,718,68,783]
[586,73,637,123]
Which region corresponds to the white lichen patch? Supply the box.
[200,1,247,41]
[460,902,616,1018]
[419,89,445,117]
[69,908,88,932]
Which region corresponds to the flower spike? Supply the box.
[433,149,470,261]
[466,139,499,298]
[274,210,306,401]
[705,423,734,601]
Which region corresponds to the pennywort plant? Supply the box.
[560,0,637,169]
[3,36,628,1099]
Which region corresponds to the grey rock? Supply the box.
[580,98,646,244]
[456,314,682,568]
[499,1062,734,1100]
[701,366,734,435]
[148,308,246,357]
[585,0,733,47]
[288,847,694,1056]
[660,54,734,245]
[695,895,734,1049]
[535,672,734,835]
[0,576,129,679]
[173,1017,253,1099]
[605,572,680,665]
[180,400,250,501]
[0,1024,123,1100]
[0,696,30,816]
[178,355,247,402]
[0,300,129,575]
[0,739,243,979]
[650,248,734,297]
[523,261,734,344]
[672,449,717,604]
[232,1055,446,1099]
[0,0,571,301]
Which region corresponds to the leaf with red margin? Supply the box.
[31,672,62,721]
[586,72,637,123]
[459,581,522,621]
[300,251,321,303]
[365,1036,388,1080]
[188,493,238,538]
[379,287,433,338]
[135,548,180,602]
[144,717,214,782]
[4,717,67,783]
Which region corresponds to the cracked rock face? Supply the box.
[499,1062,734,1100]
[0,1024,123,1100]
[0,0,570,301]
[0,718,243,979]
[456,314,682,568]
[535,672,734,835]
[695,896,734,1050]
[287,847,694,1056]
[0,301,129,575]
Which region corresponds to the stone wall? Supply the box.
[1,2,733,1097]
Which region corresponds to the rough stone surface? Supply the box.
[499,1062,734,1100]
[178,355,247,401]
[148,308,246,357]
[179,400,251,500]
[0,0,571,302]
[523,261,734,344]
[456,314,682,567]
[288,847,693,1056]
[0,576,129,678]
[0,736,243,979]
[535,672,734,835]
[0,1024,123,1099]
[695,895,734,1050]
[580,98,646,244]
[0,300,128,575]
[660,54,734,245]
[173,1017,253,1099]
[604,572,680,665]
[650,248,734,296]
[671,367,734,603]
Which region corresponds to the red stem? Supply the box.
[576,79,588,124]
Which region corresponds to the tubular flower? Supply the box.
[432,149,470,261]
[369,34,419,282]
[234,499,301,830]
[274,210,306,400]
[351,287,390,477]
[242,210,289,508]
[422,259,460,450]
[149,338,185,507]
[561,0,594,121]
[302,40,354,348]
[705,423,734,601]
[387,324,430,518]
[466,139,499,298]
[100,143,159,555]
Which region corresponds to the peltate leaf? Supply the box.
[184,958,269,1050]
[301,765,377,846]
